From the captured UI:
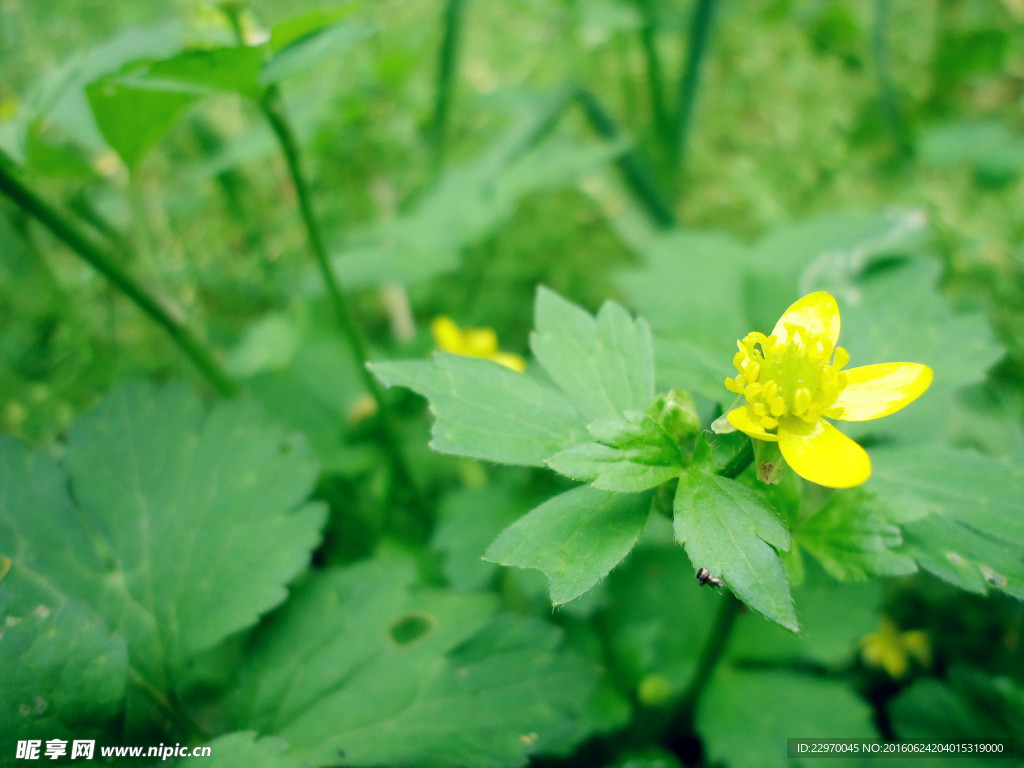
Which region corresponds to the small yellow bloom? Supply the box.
[860,617,930,678]
[431,316,526,372]
[724,292,932,488]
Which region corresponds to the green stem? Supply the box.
[637,0,671,144]
[672,0,718,182]
[255,85,421,511]
[0,163,237,397]
[719,438,754,479]
[872,0,910,159]
[430,0,465,176]
[674,590,741,724]
[575,87,676,228]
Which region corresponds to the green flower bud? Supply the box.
[648,389,700,445]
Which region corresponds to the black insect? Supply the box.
[695,567,724,587]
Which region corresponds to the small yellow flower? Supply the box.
[431,316,526,372]
[860,618,930,678]
[724,292,932,488]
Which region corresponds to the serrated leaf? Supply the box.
[531,288,655,423]
[901,516,1024,600]
[870,444,1024,598]
[795,491,917,581]
[0,383,325,700]
[85,75,199,169]
[0,601,127,742]
[547,411,682,492]
[371,354,587,466]
[700,668,875,768]
[177,732,309,768]
[262,22,376,85]
[234,557,602,768]
[485,486,651,605]
[673,471,797,631]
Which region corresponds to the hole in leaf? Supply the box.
[389,613,435,646]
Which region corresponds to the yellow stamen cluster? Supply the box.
[724,324,850,433]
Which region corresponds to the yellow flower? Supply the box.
[860,618,930,678]
[724,292,932,488]
[431,316,526,372]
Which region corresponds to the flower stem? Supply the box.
[575,87,676,227]
[429,0,465,176]
[872,0,911,159]
[254,80,421,514]
[0,162,237,397]
[673,589,741,725]
[671,0,718,185]
[636,0,671,145]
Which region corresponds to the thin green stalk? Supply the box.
[636,0,671,144]
[674,590,741,724]
[575,87,676,228]
[255,86,421,509]
[0,163,237,397]
[872,0,911,159]
[430,0,466,175]
[672,0,718,181]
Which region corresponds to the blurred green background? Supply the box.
[1,2,1023,767]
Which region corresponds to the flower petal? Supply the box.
[727,407,779,442]
[431,315,463,352]
[827,363,933,422]
[778,417,870,488]
[772,291,841,347]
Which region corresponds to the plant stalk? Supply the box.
[576,87,676,227]
[672,0,718,182]
[872,0,910,159]
[430,0,466,175]
[637,0,671,144]
[0,163,237,397]
[255,86,421,509]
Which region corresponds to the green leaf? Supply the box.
[531,287,655,422]
[177,733,309,768]
[547,410,683,492]
[262,22,376,85]
[330,133,625,288]
[85,75,199,169]
[0,600,127,741]
[433,485,527,592]
[485,486,651,605]
[234,557,602,767]
[727,562,883,667]
[673,471,797,631]
[371,354,587,466]
[871,445,1024,599]
[0,383,325,699]
[602,546,719,697]
[615,231,749,350]
[146,46,265,97]
[700,668,875,768]
[795,490,918,581]
[891,668,1024,750]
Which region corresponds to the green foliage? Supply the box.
[0,383,325,704]
[674,460,797,631]
[372,353,587,466]
[233,556,604,767]
[3,3,1024,767]
[547,410,683,492]
[485,486,651,605]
